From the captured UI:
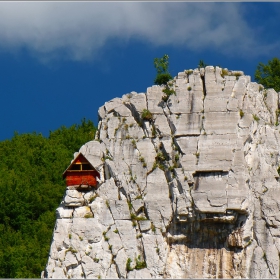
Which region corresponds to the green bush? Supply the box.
[151,222,156,233]
[162,95,169,102]
[151,125,157,137]
[153,54,175,102]
[162,86,176,97]
[127,201,133,210]
[84,213,94,218]
[221,68,229,78]
[253,114,260,122]
[234,72,242,80]
[185,70,193,75]
[135,256,147,270]
[89,194,98,203]
[131,213,147,221]
[154,54,172,85]
[141,109,153,121]
[126,258,133,271]
[154,73,173,86]
[155,152,166,162]
[131,139,137,149]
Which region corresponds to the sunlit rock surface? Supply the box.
[43,66,280,278]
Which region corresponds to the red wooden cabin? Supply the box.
[63,153,100,187]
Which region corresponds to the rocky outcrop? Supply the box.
[43,66,280,278]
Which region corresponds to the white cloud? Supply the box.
[0,2,274,61]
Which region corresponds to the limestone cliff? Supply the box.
[43,66,280,278]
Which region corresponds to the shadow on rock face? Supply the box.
[164,212,249,278]
[166,212,248,251]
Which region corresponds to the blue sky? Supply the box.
[0,2,279,141]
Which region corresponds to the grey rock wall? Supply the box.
[43,66,280,278]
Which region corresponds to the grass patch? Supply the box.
[106,200,110,208]
[127,200,133,211]
[135,255,147,270]
[89,194,98,203]
[234,72,242,79]
[275,109,280,126]
[66,247,77,254]
[253,114,260,122]
[263,89,267,98]
[131,213,147,221]
[162,87,176,96]
[135,194,143,200]
[126,258,133,271]
[151,222,156,233]
[84,213,93,218]
[221,68,228,78]
[103,231,109,241]
[155,152,166,162]
[151,125,157,137]
[131,139,137,149]
[162,95,169,102]
[142,109,153,121]
[185,70,193,75]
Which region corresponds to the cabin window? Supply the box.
[71,164,81,170]
[69,162,93,171]
[82,164,92,170]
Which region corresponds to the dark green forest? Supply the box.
[0,119,97,278]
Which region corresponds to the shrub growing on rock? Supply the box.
[154,54,172,86]
[141,109,153,121]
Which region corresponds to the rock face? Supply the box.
[43,66,280,278]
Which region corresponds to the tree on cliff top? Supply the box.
[154,54,172,85]
[255,57,280,92]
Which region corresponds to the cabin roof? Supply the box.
[62,152,100,179]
